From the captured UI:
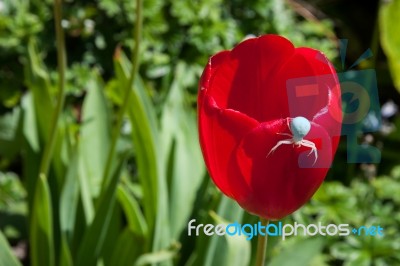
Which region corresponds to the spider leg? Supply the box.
[300,140,318,165]
[277,133,292,137]
[286,117,291,130]
[276,118,292,138]
[267,139,293,157]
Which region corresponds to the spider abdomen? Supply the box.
[290,116,311,142]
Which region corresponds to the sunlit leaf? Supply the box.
[380,0,400,91]
[80,73,111,197]
[117,185,148,237]
[160,62,205,239]
[24,40,54,144]
[0,230,22,266]
[59,149,80,240]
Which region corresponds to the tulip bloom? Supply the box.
[198,35,342,220]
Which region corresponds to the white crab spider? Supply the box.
[267,116,318,165]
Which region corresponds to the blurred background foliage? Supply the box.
[0,0,399,265]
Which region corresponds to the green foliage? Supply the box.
[0,172,26,212]
[284,169,400,266]
[269,237,325,266]
[0,0,338,108]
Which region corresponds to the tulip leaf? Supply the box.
[78,153,95,224]
[99,201,123,265]
[51,119,71,186]
[117,185,148,237]
[21,93,40,153]
[190,195,250,266]
[113,50,159,224]
[30,174,55,266]
[109,228,143,266]
[75,160,124,266]
[160,62,205,239]
[79,73,111,198]
[59,148,80,239]
[24,40,54,144]
[113,49,171,252]
[379,0,400,92]
[59,235,73,266]
[0,230,22,266]
[20,83,43,220]
[134,250,177,266]
[209,211,251,266]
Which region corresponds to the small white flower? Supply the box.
[0,1,6,13]
[381,100,398,118]
[61,19,70,29]
[84,19,95,33]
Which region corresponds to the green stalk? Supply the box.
[255,218,269,266]
[39,0,66,178]
[100,0,143,191]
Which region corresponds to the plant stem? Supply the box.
[39,0,66,178]
[255,218,269,266]
[100,0,143,191]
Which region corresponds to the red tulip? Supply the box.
[198,35,342,220]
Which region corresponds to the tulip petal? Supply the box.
[235,119,332,220]
[281,48,342,150]
[205,35,295,121]
[198,50,231,110]
[198,94,258,198]
[288,48,342,132]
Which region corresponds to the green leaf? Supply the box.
[20,93,42,219]
[21,93,40,153]
[100,201,123,266]
[51,118,71,188]
[113,49,170,252]
[269,237,325,266]
[209,211,251,266]
[0,106,22,159]
[135,250,176,266]
[75,160,124,266]
[109,228,144,266]
[160,62,205,239]
[190,195,250,266]
[78,152,95,224]
[59,149,80,240]
[379,0,400,91]
[0,230,22,266]
[30,174,55,266]
[117,185,148,237]
[79,73,111,198]
[59,235,73,266]
[24,40,54,144]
